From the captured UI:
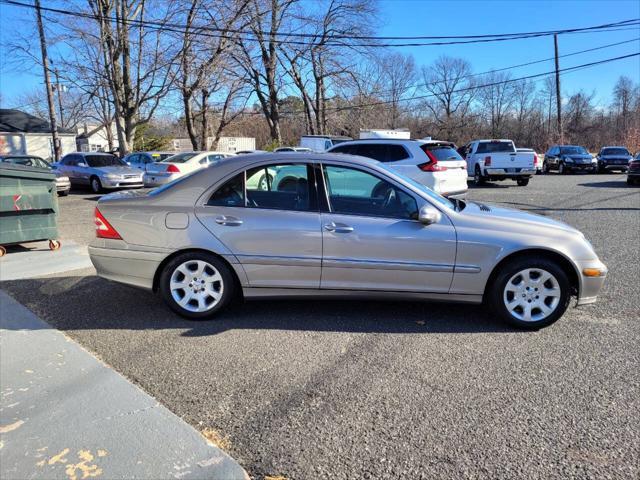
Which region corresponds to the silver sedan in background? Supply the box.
[89,153,607,329]
[54,152,143,193]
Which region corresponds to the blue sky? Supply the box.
[1,0,639,110]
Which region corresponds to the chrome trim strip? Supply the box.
[236,254,321,267]
[322,257,454,272]
[454,264,481,274]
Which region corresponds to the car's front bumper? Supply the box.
[55,179,71,192]
[575,259,608,306]
[600,163,629,171]
[101,177,144,189]
[566,163,596,170]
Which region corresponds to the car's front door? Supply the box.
[196,162,322,288]
[319,164,457,293]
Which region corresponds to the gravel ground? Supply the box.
[3,173,639,479]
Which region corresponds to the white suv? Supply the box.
[327,139,468,197]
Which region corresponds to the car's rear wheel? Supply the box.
[58,190,69,196]
[474,165,486,185]
[487,258,571,329]
[90,176,103,193]
[516,178,530,186]
[159,252,234,320]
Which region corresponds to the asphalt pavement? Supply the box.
[1,173,639,479]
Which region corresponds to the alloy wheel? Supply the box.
[502,268,561,322]
[170,260,224,313]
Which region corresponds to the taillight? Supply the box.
[533,153,539,166]
[95,207,122,239]
[484,156,492,166]
[166,164,180,173]
[418,150,446,172]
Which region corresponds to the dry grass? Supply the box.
[264,476,288,480]
[201,428,232,451]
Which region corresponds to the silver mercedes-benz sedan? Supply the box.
[89,153,607,329]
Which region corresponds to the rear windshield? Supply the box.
[1,156,50,169]
[162,152,198,163]
[559,146,588,155]
[421,144,463,161]
[151,153,173,161]
[601,147,630,156]
[85,155,125,167]
[476,141,515,154]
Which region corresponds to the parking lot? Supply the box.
[2,172,639,479]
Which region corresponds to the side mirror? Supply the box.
[418,205,442,225]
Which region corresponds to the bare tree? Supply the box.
[478,71,515,137]
[376,52,416,129]
[421,56,476,142]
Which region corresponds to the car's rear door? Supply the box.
[318,163,456,293]
[195,161,322,288]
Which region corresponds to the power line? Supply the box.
[2,0,638,48]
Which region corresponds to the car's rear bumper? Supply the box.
[485,167,536,176]
[89,245,165,290]
[575,259,608,306]
[143,172,180,186]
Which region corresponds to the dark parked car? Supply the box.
[596,146,633,173]
[627,152,640,185]
[543,145,596,174]
[0,154,70,195]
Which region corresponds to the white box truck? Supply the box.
[359,129,411,140]
[299,135,352,152]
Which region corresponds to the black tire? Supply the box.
[542,161,550,174]
[486,257,571,329]
[159,252,235,320]
[90,176,103,193]
[597,165,606,174]
[627,177,638,186]
[516,178,530,187]
[558,162,567,175]
[58,190,69,196]
[474,165,486,186]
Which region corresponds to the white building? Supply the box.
[0,109,77,161]
[76,123,119,152]
[171,136,256,153]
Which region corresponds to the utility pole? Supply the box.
[34,0,61,161]
[54,68,64,129]
[554,34,563,144]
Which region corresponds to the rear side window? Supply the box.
[245,163,315,211]
[385,145,410,161]
[420,145,463,162]
[476,141,514,154]
[353,144,388,161]
[331,144,357,155]
[207,173,244,207]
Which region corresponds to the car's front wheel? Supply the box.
[516,178,530,186]
[474,165,486,185]
[159,252,235,319]
[90,176,103,193]
[487,258,571,329]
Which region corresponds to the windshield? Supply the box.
[162,152,198,164]
[2,156,50,169]
[476,141,514,154]
[380,164,455,210]
[601,147,630,156]
[559,146,588,155]
[85,155,125,167]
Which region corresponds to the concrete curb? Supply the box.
[0,291,248,480]
[0,241,93,281]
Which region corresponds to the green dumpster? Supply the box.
[0,163,61,256]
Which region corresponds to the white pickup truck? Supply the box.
[459,139,536,186]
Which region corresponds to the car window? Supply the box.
[324,140,332,150]
[559,146,588,155]
[601,147,630,156]
[162,152,197,163]
[2,157,50,169]
[128,154,139,164]
[207,154,226,162]
[62,155,77,166]
[322,165,418,220]
[207,173,245,207]
[476,141,515,154]
[386,145,411,162]
[420,144,463,162]
[245,163,315,211]
[354,144,387,161]
[331,144,356,155]
[85,155,125,167]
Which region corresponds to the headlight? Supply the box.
[105,173,121,180]
[564,157,574,163]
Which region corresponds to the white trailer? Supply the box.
[299,135,352,152]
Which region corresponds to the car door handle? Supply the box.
[324,222,353,233]
[215,215,243,226]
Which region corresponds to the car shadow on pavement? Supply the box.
[578,180,631,188]
[1,275,520,335]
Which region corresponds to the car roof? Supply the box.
[331,138,453,145]
[600,146,628,149]
[0,154,43,158]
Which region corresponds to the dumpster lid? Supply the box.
[0,163,56,181]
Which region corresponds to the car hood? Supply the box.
[561,154,592,160]
[460,201,580,235]
[96,166,141,174]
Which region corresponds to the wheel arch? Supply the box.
[152,248,244,300]
[483,248,580,301]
